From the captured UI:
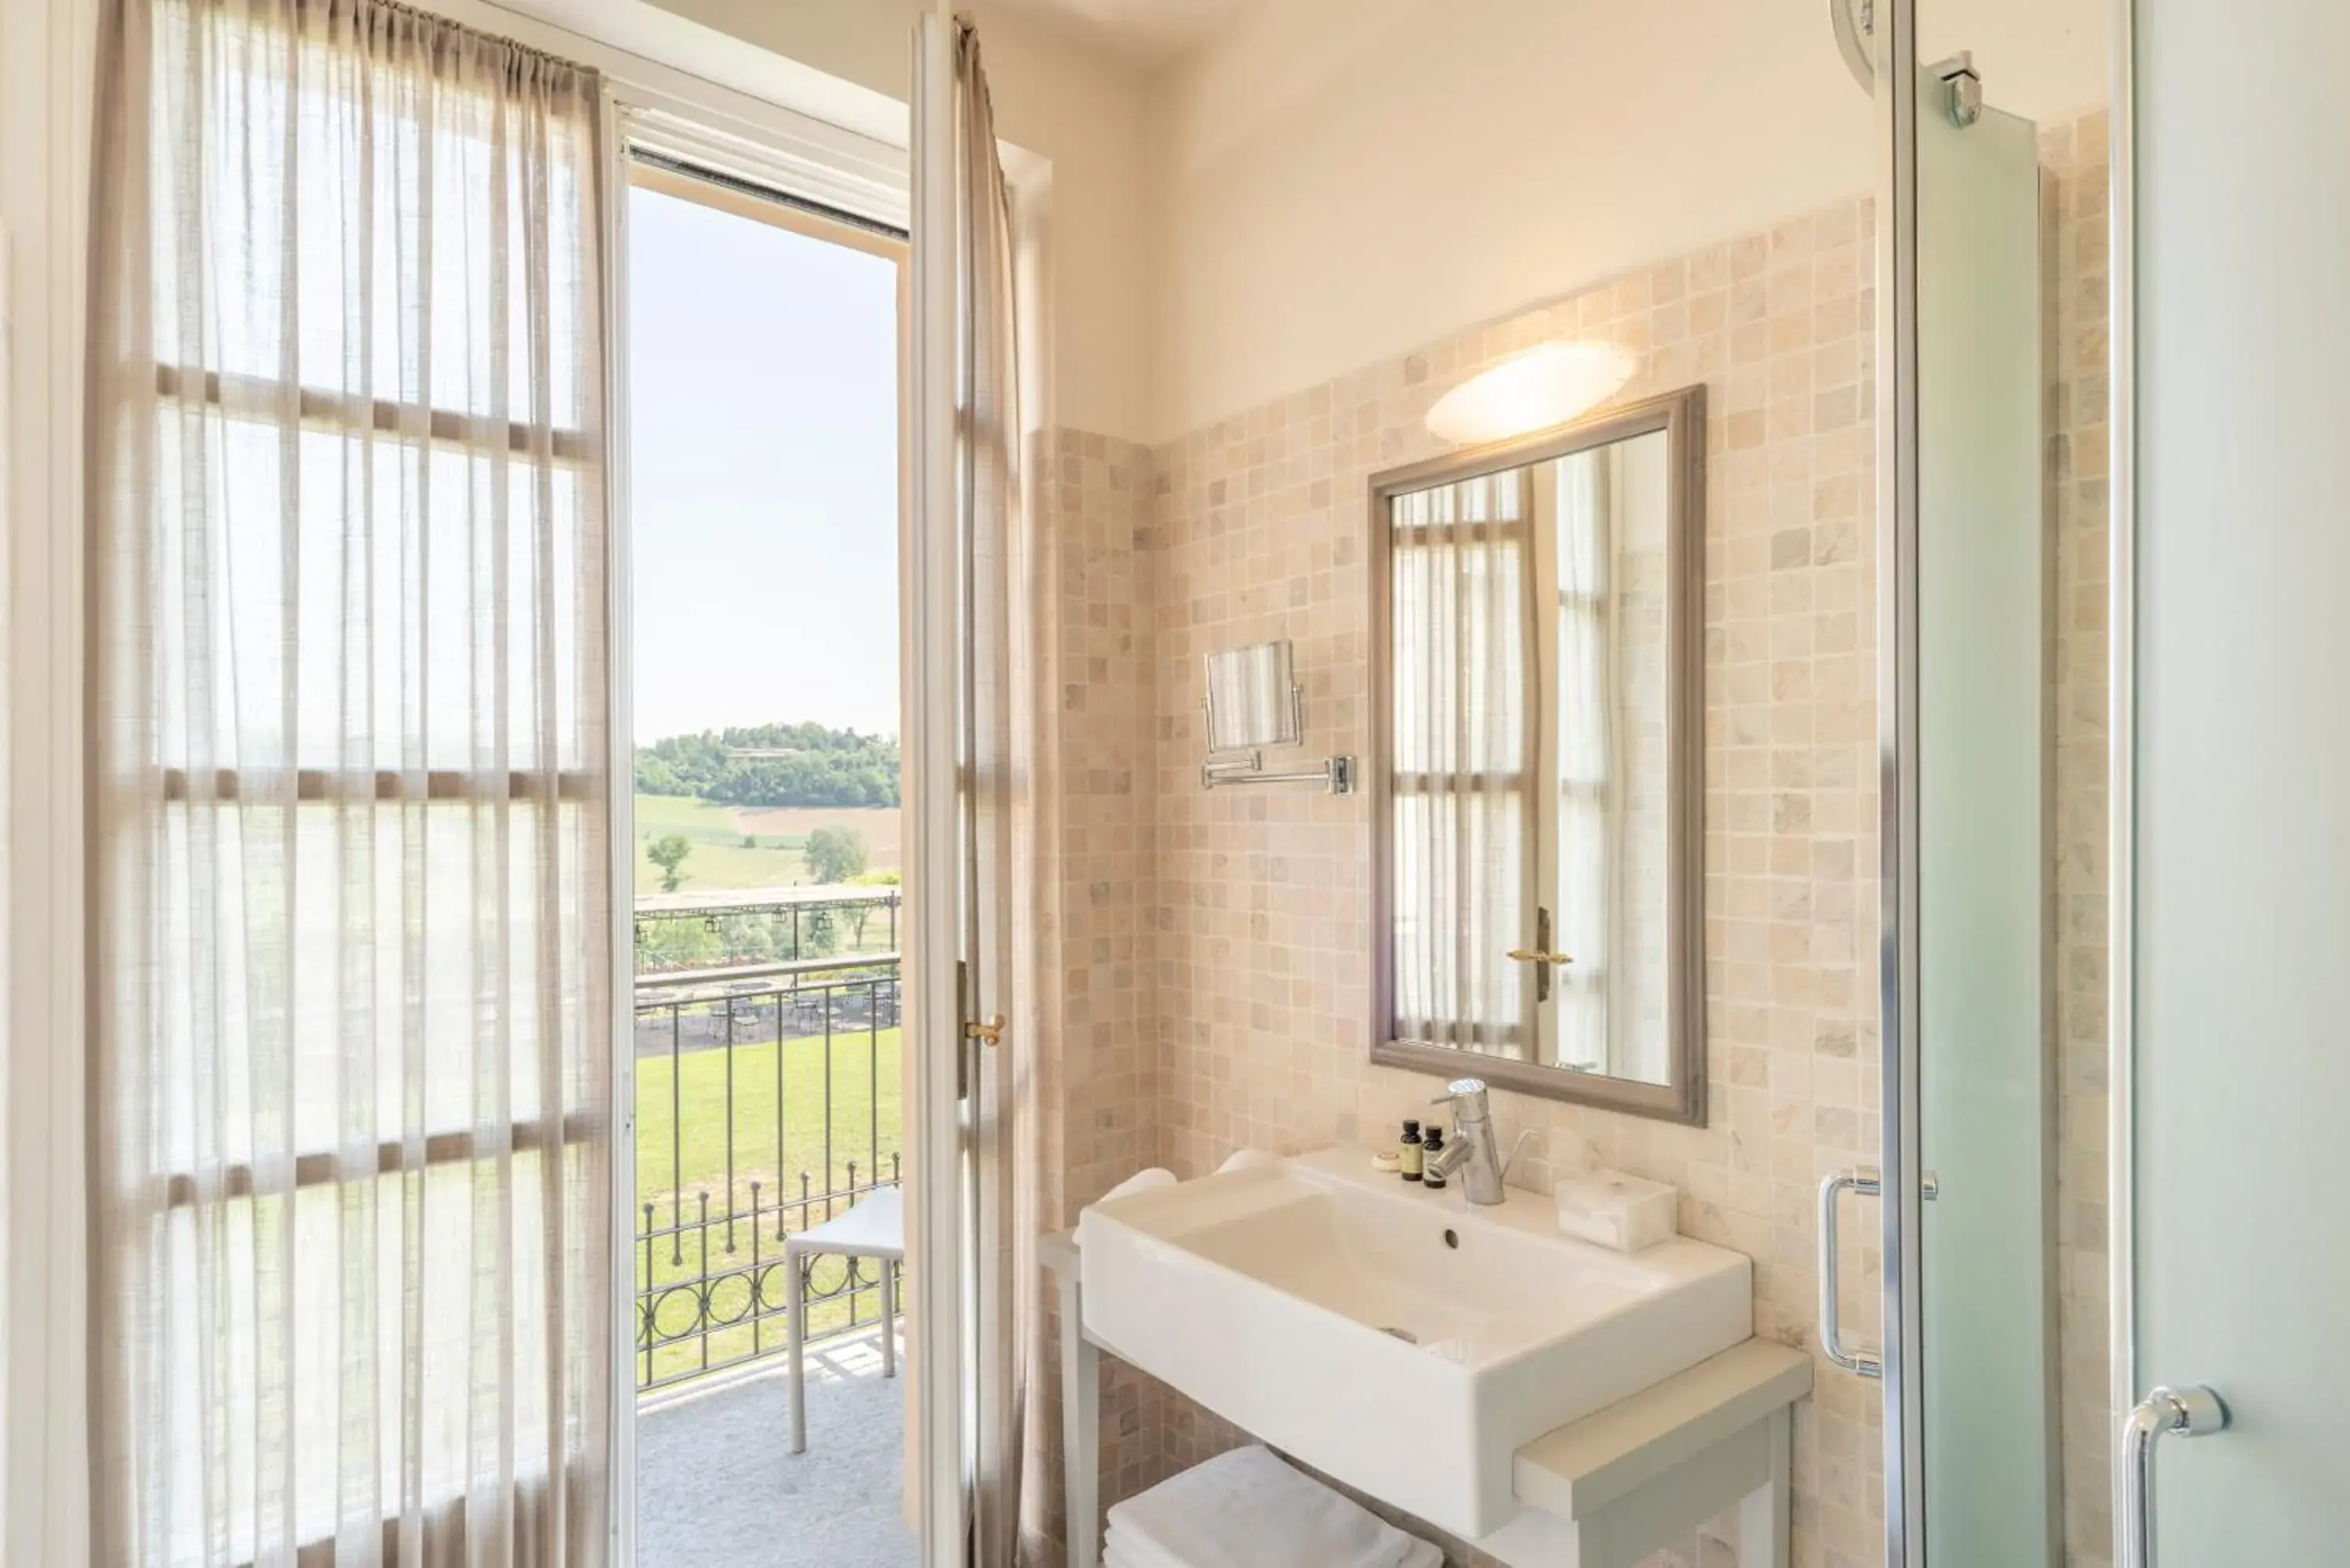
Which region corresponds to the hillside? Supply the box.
[634,721,898,809]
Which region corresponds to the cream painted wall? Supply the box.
[652,0,1157,443]
[1148,0,2109,439]
[649,0,2105,443]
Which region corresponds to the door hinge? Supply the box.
[1933,50,1983,128]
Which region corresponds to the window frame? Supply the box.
[603,129,912,1567]
[121,51,613,1225]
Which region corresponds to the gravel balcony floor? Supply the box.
[637,1324,915,1568]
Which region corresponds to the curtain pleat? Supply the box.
[1553,451,1620,1072]
[86,2,613,1563]
[946,24,1036,1564]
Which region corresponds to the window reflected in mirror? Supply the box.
[1372,388,1705,1122]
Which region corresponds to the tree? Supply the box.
[633,753,685,795]
[802,826,868,885]
[843,897,879,950]
[798,908,840,959]
[843,871,900,949]
[632,721,901,808]
[646,833,693,892]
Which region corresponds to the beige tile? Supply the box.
[1030,109,2111,1568]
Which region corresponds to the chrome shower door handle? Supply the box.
[1817,1166,1883,1378]
[1815,1164,1941,1378]
[2120,1384,2229,1568]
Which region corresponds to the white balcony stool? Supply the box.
[785,1183,905,1455]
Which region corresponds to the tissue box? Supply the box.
[1554,1169,1678,1252]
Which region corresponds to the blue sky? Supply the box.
[627,182,901,743]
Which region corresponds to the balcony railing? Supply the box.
[634,887,902,974]
[633,909,902,1394]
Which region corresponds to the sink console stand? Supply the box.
[1039,1230,1810,1568]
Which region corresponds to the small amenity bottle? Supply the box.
[1422,1126,1448,1190]
[1400,1119,1424,1183]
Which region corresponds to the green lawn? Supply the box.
[631,793,903,895]
[631,793,811,894]
[633,1023,904,1387]
[628,786,905,1386]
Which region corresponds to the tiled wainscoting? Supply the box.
[1024,110,2110,1568]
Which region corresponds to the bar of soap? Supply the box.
[1554,1169,1678,1252]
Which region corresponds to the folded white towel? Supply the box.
[1105,1447,1440,1568]
[1107,1530,1441,1568]
[1109,1523,1444,1568]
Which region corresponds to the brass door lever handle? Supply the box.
[964,1014,1006,1046]
[1513,909,1569,1000]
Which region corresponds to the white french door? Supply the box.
[908,11,1014,1563]
[905,11,975,1560]
[600,70,987,1566]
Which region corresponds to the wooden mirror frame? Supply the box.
[1368,385,1708,1124]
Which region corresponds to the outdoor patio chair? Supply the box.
[785,1183,905,1455]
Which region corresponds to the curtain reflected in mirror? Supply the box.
[1202,639,1303,752]
[1547,435,1672,1083]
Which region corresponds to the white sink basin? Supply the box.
[1076,1148,1752,1539]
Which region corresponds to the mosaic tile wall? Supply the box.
[1021,426,1176,1560]
[1144,190,1887,1568]
[1033,428,1162,1226]
[1028,110,2111,1568]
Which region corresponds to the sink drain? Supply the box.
[1379,1325,1419,1344]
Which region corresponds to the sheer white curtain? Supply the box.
[86,2,614,1562]
[947,22,1037,1562]
[1390,472,1535,1057]
[1553,452,1622,1074]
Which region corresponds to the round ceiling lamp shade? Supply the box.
[1423,341,1640,446]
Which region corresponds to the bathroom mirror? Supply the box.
[1368,386,1705,1122]
[1203,639,1303,752]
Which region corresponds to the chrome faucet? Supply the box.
[1425,1078,1535,1206]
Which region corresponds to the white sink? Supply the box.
[1076,1148,1751,1540]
